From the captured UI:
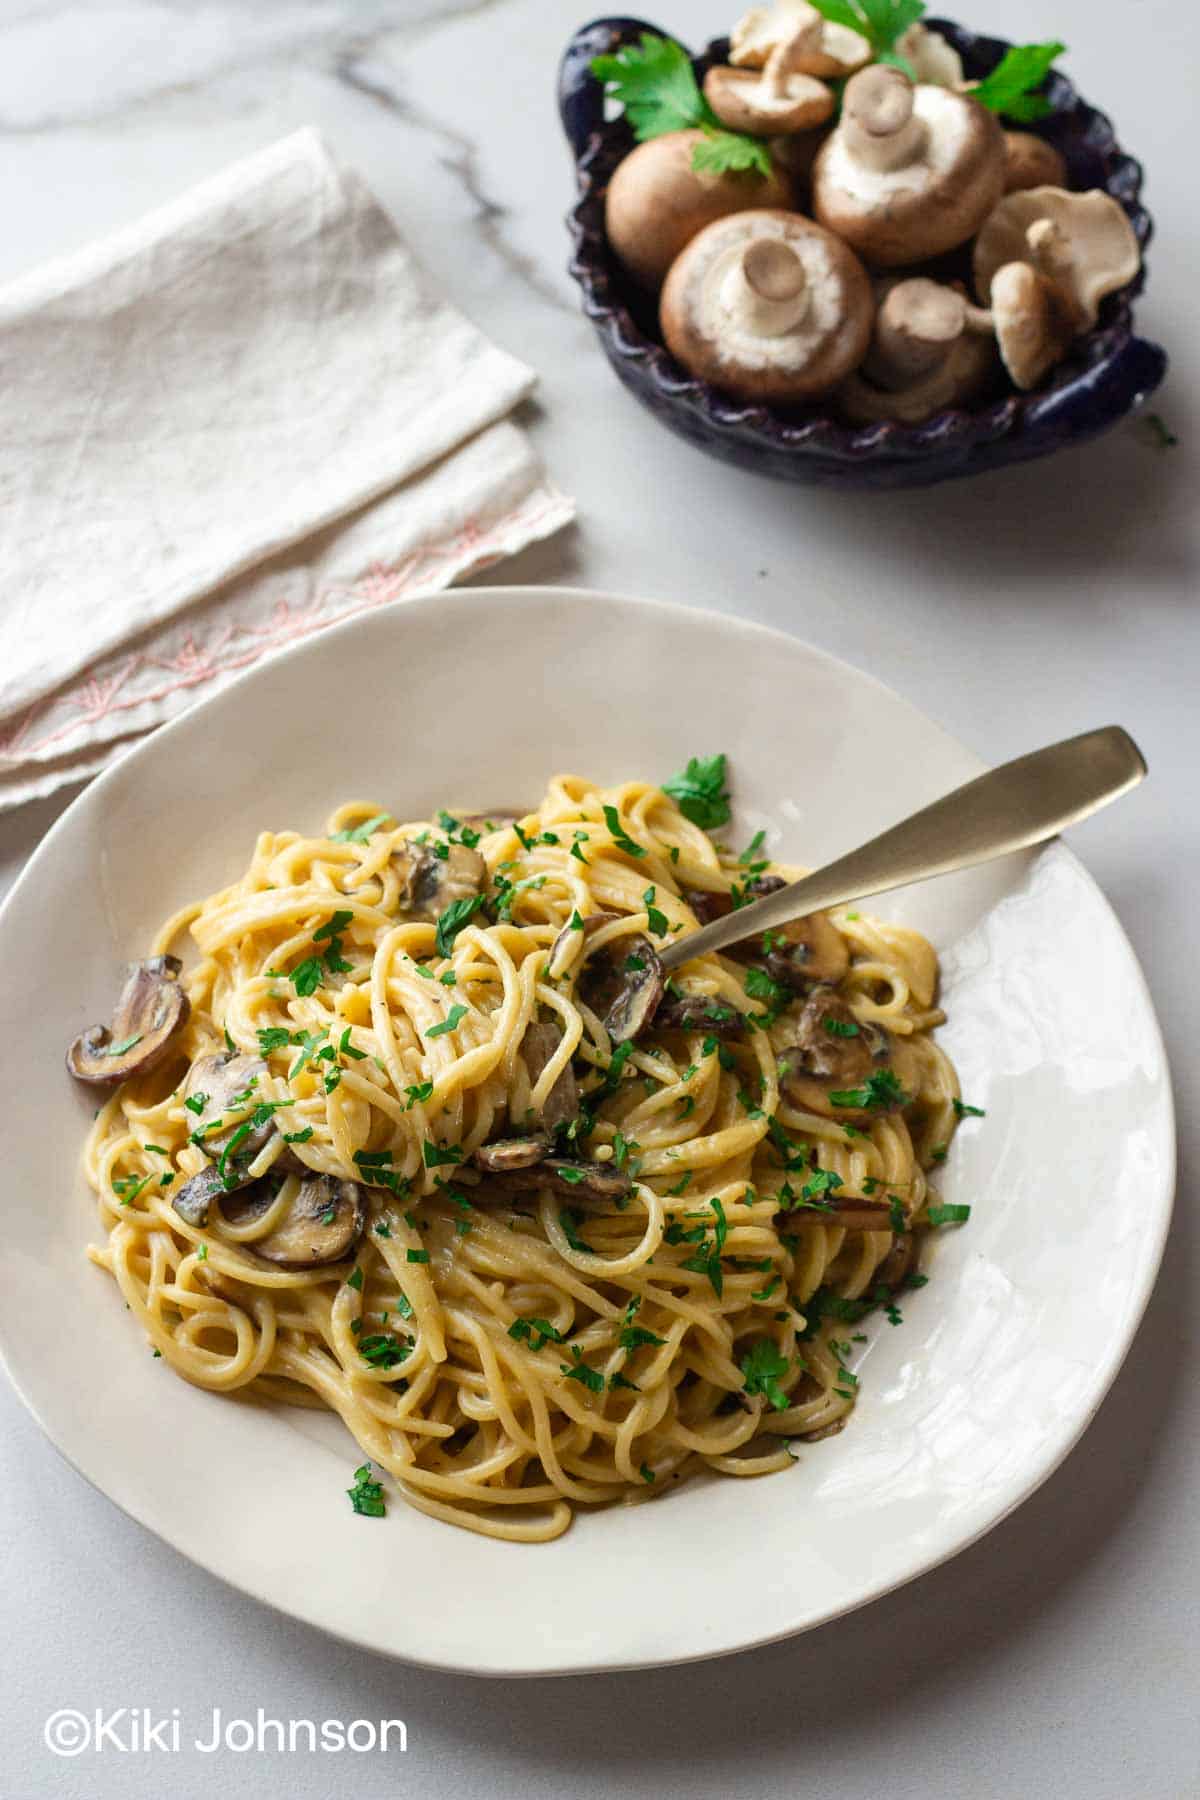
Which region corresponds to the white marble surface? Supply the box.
[1,1,1196,1795]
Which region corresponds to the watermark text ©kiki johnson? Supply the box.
[43,1707,407,1757]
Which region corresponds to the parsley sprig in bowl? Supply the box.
[558,5,1164,489]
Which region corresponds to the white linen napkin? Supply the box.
[0,128,573,809]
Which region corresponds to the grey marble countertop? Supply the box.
[2,2,1196,1796]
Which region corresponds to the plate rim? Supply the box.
[0,585,1177,1676]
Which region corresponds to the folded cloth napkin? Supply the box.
[0,128,573,809]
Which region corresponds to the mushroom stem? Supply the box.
[961,299,995,335]
[763,19,822,96]
[722,237,810,337]
[841,65,926,172]
[864,279,966,389]
[1024,216,1088,326]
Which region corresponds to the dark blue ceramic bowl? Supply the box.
[559,15,1166,489]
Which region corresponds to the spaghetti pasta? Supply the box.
[83,770,964,1541]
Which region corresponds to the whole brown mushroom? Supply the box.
[1003,131,1068,194]
[660,210,873,404]
[704,24,835,137]
[838,278,997,423]
[731,0,870,79]
[604,130,791,290]
[811,64,1005,267]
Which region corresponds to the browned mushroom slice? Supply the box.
[578,933,665,1043]
[473,1136,551,1174]
[483,1156,634,1205]
[656,992,748,1037]
[776,988,900,1119]
[393,839,487,921]
[519,1021,579,1131]
[67,956,190,1085]
[220,1173,365,1268]
[172,1163,225,1228]
[774,1193,894,1232]
[549,908,621,972]
[185,1053,273,1159]
[684,880,849,988]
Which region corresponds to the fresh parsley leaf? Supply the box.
[359,1333,411,1369]
[737,830,766,866]
[291,957,324,997]
[952,1098,986,1119]
[973,41,1065,122]
[740,1339,792,1411]
[602,804,647,858]
[435,894,484,958]
[509,1316,564,1351]
[347,1462,386,1516]
[427,1003,468,1039]
[809,0,924,59]
[824,1015,860,1038]
[560,1348,605,1393]
[406,1248,431,1264]
[404,1081,434,1108]
[333,813,391,844]
[642,885,668,935]
[102,1032,144,1058]
[927,1202,972,1225]
[663,753,731,830]
[690,130,773,178]
[256,1027,292,1054]
[828,1068,908,1110]
[560,1207,594,1255]
[422,1140,462,1168]
[619,1323,666,1351]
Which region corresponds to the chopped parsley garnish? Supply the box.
[666,1171,693,1197]
[427,1003,468,1039]
[560,1207,594,1255]
[422,1140,462,1168]
[183,1092,208,1116]
[288,1028,329,1079]
[333,813,391,844]
[642,886,668,935]
[927,1202,972,1225]
[256,1027,292,1054]
[662,752,731,830]
[952,1099,986,1119]
[103,1032,144,1058]
[740,1340,792,1411]
[347,1462,386,1516]
[744,965,788,1008]
[406,1248,430,1264]
[828,1068,908,1111]
[338,1026,366,1061]
[737,829,766,866]
[346,1266,364,1291]
[639,1463,656,1484]
[291,957,324,997]
[602,804,647,859]
[508,1316,564,1351]
[823,1015,860,1038]
[568,910,585,931]
[888,1195,907,1234]
[359,1333,411,1369]
[435,894,484,957]
[603,1040,635,1093]
[404,1081,434,1108]
[113,1173,151,1206]
[619,1323,666,1351]
[560,1348,604,1393]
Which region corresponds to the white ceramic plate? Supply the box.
[0,588,1174,1676]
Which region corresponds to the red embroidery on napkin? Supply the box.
[0,500,564,767]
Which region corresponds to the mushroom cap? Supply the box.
[894,22,964,87]
[518,1020,579,1131]
[604,130,792,290]
[703,63,834,136]
[1002,131,1068,194]
[838,330,996,423]
[220,1172,366,1268]
[395,837,486,921]
[973,186,1141,329]
[812,77,1006,266]
[660,209,874,404]
[67,955,190,1085]
[773,987,901,1120]
[731,0,870,78]
[989,261,1076,390]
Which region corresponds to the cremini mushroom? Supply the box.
[773,987,908,1120]
[894,22,964,87]
[67,956,190,1085]
[838,277,997,423]
[656,991,748,1036]
[184,1053,273,1160]
[973,186,1141,331]
[579,932,665,1043]
[985,260,1076,390]
[731,0,870,79]
[704,26,835,137]
[519,1021,579,1131]
[498,1156,634,1205]
[774,1191,895,1232]
[683,879,849,988]
[659,210,874,404]
[394,838,486,921]
[172,1163,225,1228]
[605,129,792,290]
[474,1137,551,1174]
[812,64,1005,266]
[1002,131,1067,194]
[220,1172,365,1268]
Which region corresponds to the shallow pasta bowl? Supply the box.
[0,587,1174,1674]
